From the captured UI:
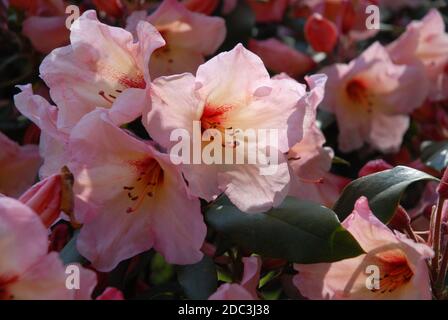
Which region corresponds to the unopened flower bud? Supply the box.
[358,159,393,177]
[437,168,448,199]
[305,13,338,53]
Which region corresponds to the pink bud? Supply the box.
[19,174,62,228]
[437,168,448,199]
[358,159,393,177]
[305,13,338,53]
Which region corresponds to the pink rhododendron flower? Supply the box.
[246,0,289,23]
[126,0,226,79]
[209,256,261,300]
[144,44,326,213]
[0,131,41,197]
[321,42,428,153]
[68,110,206,272]
[14,84,69,178]
[248,38,316,78]
[40,10,165,132]
[288,121,349,208]
[387,9,448,102]
[294,197,433,299]
[10,0,70,53]
[0,196,96,300]
[19,173,62,228]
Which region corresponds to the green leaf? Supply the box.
[333,166,439,223]
[59,230,87,265]
[205,197,364,264]
[150,253,174,286]
[176,256,218,300]
[421,140,448,171]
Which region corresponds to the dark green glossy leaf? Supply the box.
[333,166,439,223]
[205,197,364,264]
[176,256,218,300]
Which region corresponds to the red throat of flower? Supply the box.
[346,78,373,112]
[123,158,164,214]
[0,276,19,300]
[372,250,414,294]
[97,67,146,105]
[200,104,233,132]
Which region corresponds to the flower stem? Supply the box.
[431,197,446,281]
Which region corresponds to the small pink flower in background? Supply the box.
[246,0,289,23]
[294,197,433,300]
[304,13,338,53]
[19,174,62,228]
[96,287,124,300]
[40,10,165,132]
[0,196,96,300]
[209,256,261,300]
[145,44,326,213]
[248,38,316,78]
[0,131,41,197]
[69,110,206,272]
[321,42,428,153]
[126,0,226,79]
[387,9,448,102]
[288,121,349,208]
[10,0,70,53]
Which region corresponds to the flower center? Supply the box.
[345,79,374,112]
[123,158,164,214]
[372,250,414,294]
[96,63,146,105]
[200,104,242,148]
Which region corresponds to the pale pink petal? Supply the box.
[368,113,409,153]
[195,43,270,106]
[218,150,290,213]
[0,197,47,276]
[8,252,70,300]
[342,197,399,251]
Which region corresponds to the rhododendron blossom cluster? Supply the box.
[1,0,448,302]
